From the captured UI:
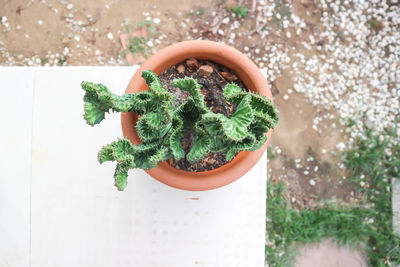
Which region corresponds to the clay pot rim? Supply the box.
[121,40,274,191]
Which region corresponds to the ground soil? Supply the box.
[159,58,245,172]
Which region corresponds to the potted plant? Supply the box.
[82,40,279,191]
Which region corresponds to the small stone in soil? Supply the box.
[186,58,200,69]
[221,71,237,82]
[198,65,213,77]
[177,64,185,73]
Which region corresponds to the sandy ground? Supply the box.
[0,0,215,65]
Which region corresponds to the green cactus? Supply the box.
[82,70,279,191]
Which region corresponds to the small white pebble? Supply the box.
[107,32,113,40]
[67,3,73,10]
[222,17,230,24]
[153,18,160,24]
[74,35,80,42]
[283,94,289,100]
[217,29,224,35]
[244,46,249,52]
[309,179,316,186]
[336,142,346,151]
[38,20,43,26]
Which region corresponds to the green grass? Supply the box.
[266,127,400,266]
[369,20,378,27]
[267,147,276,160]
[229,5,248,18]
[58,56,67,66]
[120,21,159,61]
[270,0,292,31]
[40,57,48,66]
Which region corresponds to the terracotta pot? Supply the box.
[121,40,274,191]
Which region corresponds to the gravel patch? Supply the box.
[257,0,400,145]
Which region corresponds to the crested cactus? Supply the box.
[82,70,279,191]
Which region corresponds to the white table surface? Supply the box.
[0,67,267,267]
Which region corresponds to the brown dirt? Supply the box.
[159,58,245,172]
[268,67,354,208]
[0,0,214,65]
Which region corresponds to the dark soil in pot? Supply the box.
[158,58,248,172]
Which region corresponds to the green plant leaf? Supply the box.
[202,94,253,141]
[148,147,170,169]
[223,83,243,101]
[169,116,185,160]
[209,132,228,153]
[232,5,248,17]
[129,91,153,114]
[97,139,135,163]
[114,168,128,191]
[142,70,162,89]
[171,77,207,109]
[136,115,163,141]
[97,139,136,191]
[250,135,268,151]
[223,85,279,128]
[114,154,134,191]
[249,94,279,127]
[111,94,137,112]
[187,127,211,163]
[84,102,106,126]
[143,111,166,129]
[225,133,257,161]
[249,119,270,139]
[175,98,206,125]
[81,81,139,125]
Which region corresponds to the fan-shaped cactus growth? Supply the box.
[81,70,279,190]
